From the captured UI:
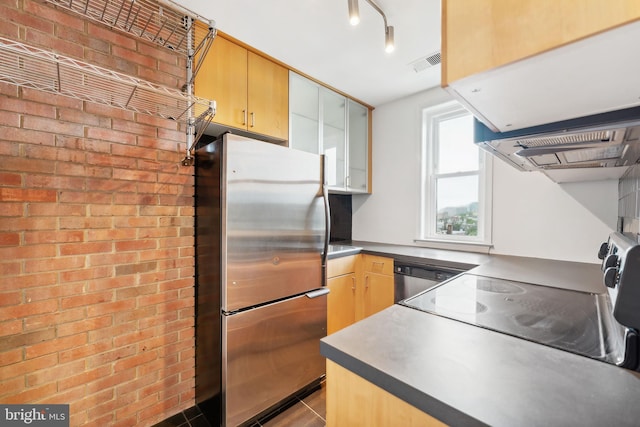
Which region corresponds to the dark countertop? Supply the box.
[328,240,490,270]
[328,240,606,294]
[469,254,605,293]
[321,304,640,427]
[322,241,640,425]
[326,244,362,260]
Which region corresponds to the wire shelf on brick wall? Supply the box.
[0,36,214,121]
[44,0,212,57]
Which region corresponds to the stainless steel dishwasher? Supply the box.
[393,262,464,303]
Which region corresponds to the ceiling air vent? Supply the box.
[411,51,441,73]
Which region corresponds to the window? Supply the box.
[420,102,492,245]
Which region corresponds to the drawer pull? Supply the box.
[306,288,330,299]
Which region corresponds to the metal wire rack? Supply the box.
[3,0,217,164]
[0,36,213,121]
[44,0,213,57]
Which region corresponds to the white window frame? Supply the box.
[419,101,493,247]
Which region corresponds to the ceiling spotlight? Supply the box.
[349,0,395,53]
[385,26,395,53]
[348,0,360,25]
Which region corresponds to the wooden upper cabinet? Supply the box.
[442,0,640,86]
[194,34,289,141]
[247,52,289,140]
[196,36,248,129]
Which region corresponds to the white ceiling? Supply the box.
[175,0,443,107]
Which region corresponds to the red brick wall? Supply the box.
[0,1,196,425]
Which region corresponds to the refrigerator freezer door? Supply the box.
[223,290,327,426]
[222,134,326,311]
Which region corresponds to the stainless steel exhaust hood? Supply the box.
[474,106,640,182]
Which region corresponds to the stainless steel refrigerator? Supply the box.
[194,133,329,427]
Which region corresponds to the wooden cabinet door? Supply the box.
[327,273,357,334]
[362,272,394,319]
[247,52,289,140]
[362,255,394,276]
[195,36,248,130]
[442,0,640,86]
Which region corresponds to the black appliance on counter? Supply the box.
[401,232,640,370]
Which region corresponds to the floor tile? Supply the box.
[261,401,325,427]
[183,406,202,421]
[154,382,326,427]
[188,414,212,427]
[301,384,326,420]
[153,412,188,427]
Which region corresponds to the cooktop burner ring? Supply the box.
[470,277,526,295]
[403,273,608,361]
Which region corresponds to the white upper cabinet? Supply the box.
[289,72,370,194]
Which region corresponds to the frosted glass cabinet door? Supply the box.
[348,99,368,192]
[322,89,346,189]
[288,71,370,194]
[289,72,320,154]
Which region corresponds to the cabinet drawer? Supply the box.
[362,255,394,276]
[327,255,357,278]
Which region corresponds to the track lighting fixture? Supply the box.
[348,0,395,53]
[348,0,360,25]
[385,25,395,53]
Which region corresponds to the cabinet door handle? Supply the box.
[250,112,255,127]
[372,261,385,272]
[242,109,247,126]
[351,276,356,291]
[365,275,369,290]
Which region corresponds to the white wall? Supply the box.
[352,86,618,264]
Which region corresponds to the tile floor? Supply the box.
[153,383,326,427]
[258,382,326,427]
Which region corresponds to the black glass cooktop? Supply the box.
[402,273,612,361]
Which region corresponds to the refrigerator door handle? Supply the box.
[306,288,330,299]
[321,155,330,270]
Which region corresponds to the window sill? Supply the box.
[414,238,493,254]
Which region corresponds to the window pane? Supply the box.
[436,114,478,174]
[435,175,479,236]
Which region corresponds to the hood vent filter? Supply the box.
[516,130,614,148]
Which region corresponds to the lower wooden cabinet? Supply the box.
[327,254,394,334]
[326,360,446,427]
[361,254,394,320]
[327,272,357,334]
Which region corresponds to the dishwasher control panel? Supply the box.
[393,263,464,303]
